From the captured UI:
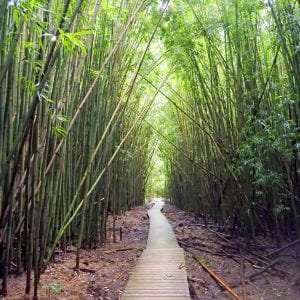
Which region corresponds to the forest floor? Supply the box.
[5,205,150,300]
[163,203,300,300]
[5,202,300,300]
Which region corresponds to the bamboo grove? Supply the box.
[160,0,300,242]
[0,0,299,298]
[0,0,169,297]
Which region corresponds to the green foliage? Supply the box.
[156,0,300,238]
[52,125,67,138]
[59,30,91,55]
[0,0,299,297]
[234,100,298,187]
[0,0,159,297]
[47,282,63,295]
[147,153,166,197]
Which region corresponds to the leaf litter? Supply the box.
[5,205,149,300]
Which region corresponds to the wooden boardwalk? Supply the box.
[121,199,191,300]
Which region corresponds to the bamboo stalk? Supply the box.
[193,256,241,300]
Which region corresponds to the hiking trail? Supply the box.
[122,199,191,299]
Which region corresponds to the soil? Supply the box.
[4,205,150,300]
[5,202,300,300]
[162,203,300,300]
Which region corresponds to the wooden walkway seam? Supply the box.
[121,199,191,300]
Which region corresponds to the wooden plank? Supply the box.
[121,199,191,299]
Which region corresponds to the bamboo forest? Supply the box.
[0,0,299,299]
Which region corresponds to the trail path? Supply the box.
[122,199,191,300]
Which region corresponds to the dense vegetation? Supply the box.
[160,0,300,241]
[0,0,166,296]
[0,0,299,298]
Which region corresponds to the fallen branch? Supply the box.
[265,239,300,257]
[73,267,96,273]
[104,247,143,254]
[208,229,231,244]
[248,258,279,280]
[179,241,243,260]
[248,250,293,277]
[193,256,241,300]
[231,258,280,289]
[179,241,227,257]
[180,239,289,281]
[188,276,206,285]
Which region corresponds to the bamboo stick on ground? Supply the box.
[193,256,241,300]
